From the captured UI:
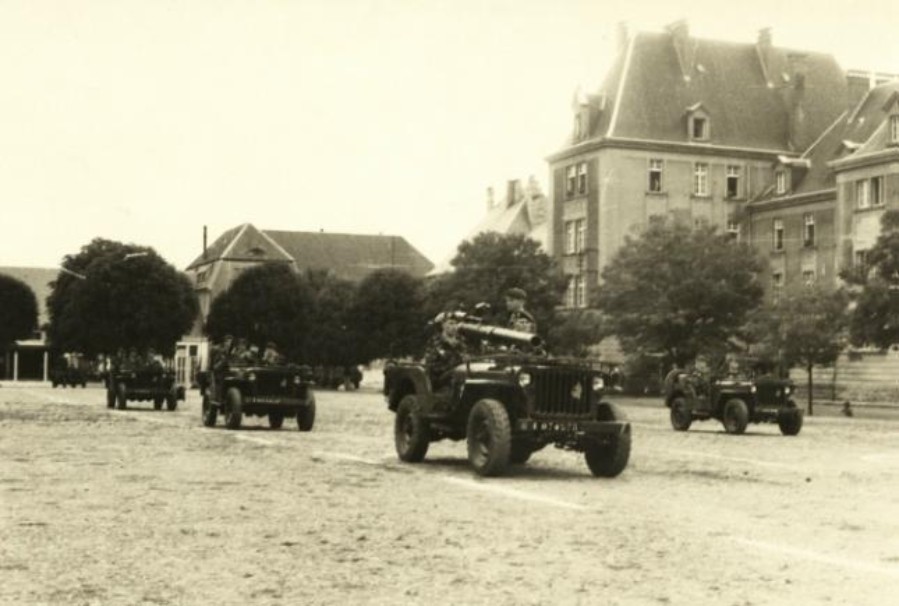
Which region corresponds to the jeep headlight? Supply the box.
[592,376,605,391]
[294,375,302,385]
[247,372,256,382]
[750,385,757,393]
[518,372,532,387]
[571,381,584,399]
[784,386,791,395]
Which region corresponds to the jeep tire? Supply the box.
[269,412,284,429]
[670,396,692,431]
[723,398,749,435]
[153,396,164,410]
[297,393,316,432]
[778,403,803,436]
[467,398,511,477]
[395,394,430,462]
[106,388,116,409]
[584,428,631,477]
[225,387,243,430]
[509,441,534,465]
[115,382,127,410]
[201,395,217,427]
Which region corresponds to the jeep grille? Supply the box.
[530,367,594,419]
[254,373,297,397]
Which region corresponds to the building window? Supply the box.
[856,179,869,209]
[577,162,587,194]
[566,165,577,198]
[726,165,741,198]
[772,271,784,300]
[871,176,884,206]
[693,163,709,196]
[726,220,740,241]
[802,270,816,285]
[891,115,899,145]
[648,159,663,192]
[775,171,786,194]
[692,117,708,140]
[803,214,815,247]
[773,219,784,251]
[575,219,586,253]
[565,275,586,308]
[565,221,576,254]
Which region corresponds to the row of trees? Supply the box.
[0,274,38,351]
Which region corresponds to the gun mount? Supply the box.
[457,322,543,349]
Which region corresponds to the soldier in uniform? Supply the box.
[210,335,234,372]
[424,311,468,388]
[505,287,537,334]
[262,341,283,366]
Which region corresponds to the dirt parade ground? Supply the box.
[1,385,898,606]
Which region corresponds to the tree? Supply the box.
[0,274,38,348]
[205,263,314,362]
[426,232,568,330]
[544,309,604,357]
[596,220,766,368]
[304,270,359,366]
[349,269,427,362]
[845,210,899,349]
[745,285,849,415]
[47,239,198,356]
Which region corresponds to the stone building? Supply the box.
[546,22,849,307]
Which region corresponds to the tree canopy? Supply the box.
[0,274,38,348]
[205,263,314,362]
[845,210,899,349]
[596,220,766,367]
[47,239,198,356]
[426,232,567,330]
[303,270,359,366]
[745,284,849,414]
[349,268,427,362]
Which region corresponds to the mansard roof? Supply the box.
[554,28,847,156]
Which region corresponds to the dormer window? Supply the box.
[775,170,787,194]
[686,103,710,141]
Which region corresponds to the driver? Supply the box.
[424,311,468,388]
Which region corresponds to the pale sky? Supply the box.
[2,0,898,270]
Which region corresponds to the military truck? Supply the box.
[383,321,631,478]
[106,366,183,411]
[198,364,316,431]
[664,370,803,435]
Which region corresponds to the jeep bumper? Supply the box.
[516,418,628,439]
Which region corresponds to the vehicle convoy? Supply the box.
[198,364,316,431]
[106,366,183,411]
[663,368,803,436]
[383,319,631,477]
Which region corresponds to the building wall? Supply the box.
[834,162,899,276]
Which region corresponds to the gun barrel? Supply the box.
[458,322,543,348]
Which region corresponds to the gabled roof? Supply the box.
[560,29,847,154]
[0,267,58,326]
[188,224,432,281]
[264,230,433,281]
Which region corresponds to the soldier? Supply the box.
[424,311,468,388]
[505,287,537,334]
[210,335,234,372]
[230,338,253,364]
[262,341,283,366]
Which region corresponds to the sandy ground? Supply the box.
[1,385,898,605]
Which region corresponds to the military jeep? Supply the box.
[383,322,631,478]
[106,367,183,411]
[664,371,803,435]
[50,366,88,388]
[198,364,316,431]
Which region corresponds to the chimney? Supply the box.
[787,53,808,150]
[202,225,208,260]
[756,27,775,87]
[506,179,520,208]
[665,19,694,80]
[486,186,495,210]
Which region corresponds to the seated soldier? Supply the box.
[262,341,283,366]
[424,311,468,389]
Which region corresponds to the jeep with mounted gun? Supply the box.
[664,368,803,435]
[198,363,316,431]
[383,317,631,477]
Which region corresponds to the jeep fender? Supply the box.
[665,390,687,408]
[386,368,430,412]
[459,384,526,422]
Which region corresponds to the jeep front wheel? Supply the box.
[670,397,692,431]
[297,393,316,432]
[467,399,511,477]
[269,412,284,429]
[584,428,631,477]
[166,388,178,411]
[153,396,164,410]
[201,395,217,427]
[394,395,429,462]
[778,403,803,436]
[224,387,242,430]
[722,398,749,435]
